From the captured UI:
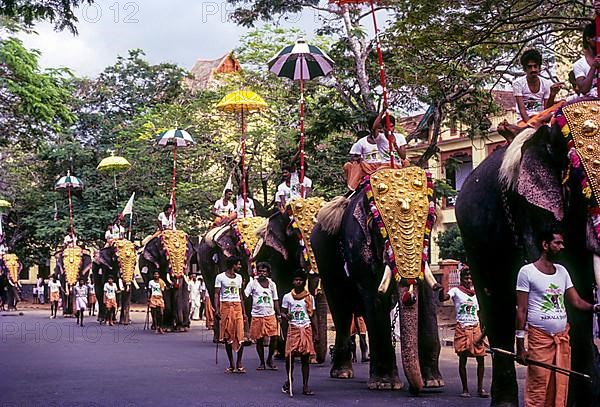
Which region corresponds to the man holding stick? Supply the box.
[515,227,600,406]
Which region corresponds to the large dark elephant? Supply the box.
[456,101,600,406]
[54,247,92,316]
[311,171,443,394]
[0,254,23,311]
[139,232,195,331]
[92,240,137,324]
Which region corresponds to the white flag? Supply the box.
[121,192,135,218]
[222,174,233,197]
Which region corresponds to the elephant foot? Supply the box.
[423,378,445,388]
[330,366,354,379]
[367,376,404,391]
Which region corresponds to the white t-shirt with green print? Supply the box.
[448,287,480,327]
[516,263,573,335]
[214,272,243,303]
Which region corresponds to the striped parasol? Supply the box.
[155,129,196,228]
[268,39,334,197]
[217,91,268,217]
[55,171,83,243]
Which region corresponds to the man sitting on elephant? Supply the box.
[516,227,600,407]
[157,204,175,231]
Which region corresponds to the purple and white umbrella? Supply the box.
[268,39,334,197]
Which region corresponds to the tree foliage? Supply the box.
[0,0,94,33]
[435,224,466,263]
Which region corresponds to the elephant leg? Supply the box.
[163,289,174,331]
[363,290,402,390]
[418,282,444,388]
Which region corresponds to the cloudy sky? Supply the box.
[18,0,326,77]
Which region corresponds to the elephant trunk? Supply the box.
[398,284,424,394]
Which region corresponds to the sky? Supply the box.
[18,0,327,78]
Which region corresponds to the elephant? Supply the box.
[92,239,138,324]
[310,175,444,394]
[0,254,23,311]
[54,247,92,316]
[455,101,600,406]
[139,232,195,331]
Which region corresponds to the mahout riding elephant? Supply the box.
[139,231,195,331]
[310,168,443,394]
[253,203,330,364]
[456,100,600,406]
[54,246,92,316]
[92,239,137,324]
[0,253,23,311]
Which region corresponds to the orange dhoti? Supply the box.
[350,315,367,335]
[285,325,315,357]
[249,315,278,340]
[205,297,215,329]
[343,161,387,191]
[149,295,164,309]
[104,297,117,310]
[50,292,60,302]
[220,301,244,352]
[524,325,570,407]
[454,323,486,357]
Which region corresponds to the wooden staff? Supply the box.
[489,347,592,382]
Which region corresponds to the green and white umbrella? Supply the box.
[55,171,83,241]
[268,39,334,197]
[155,129,196,229]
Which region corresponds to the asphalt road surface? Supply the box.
[0,308,525,407]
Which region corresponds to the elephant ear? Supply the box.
[517,131,564,221]
[265,213,289,260]
[352,191,372,246]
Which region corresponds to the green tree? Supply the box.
[0,0,94,33]
[435,224,466,262]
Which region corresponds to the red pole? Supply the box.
[299,58,306,198]
[241,107,247,217]
[68,185,74,242]
[369,0,395,168]
[596,4,600,91]
[172,144,177,230]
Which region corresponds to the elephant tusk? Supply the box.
[133,279,140,290]
[118,278,124,291]
[166,274,173,285]
[378,265,392,294]
[253,238,264,259]
[423,263,438,289]
[594,254,600,290]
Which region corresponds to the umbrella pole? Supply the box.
[113,173,119,212]
[172,144,177,230]
[369,0,395,168]
[241,106,247,217]
[299,67,306,198]
[68,185,74,241]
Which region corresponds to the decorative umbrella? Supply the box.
[155,129,196,229]
[268,38,334,197]
[329,0,396,167]
[0,199,10,236]
[216,91,268,217]
[97,153,131,210]
[55,171,84,241]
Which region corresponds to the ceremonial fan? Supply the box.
[54,171,84,241]
[268,39,334,197]
[216,90,268,217]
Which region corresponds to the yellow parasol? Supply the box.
[216,90,268,217]
[0,199,9,236]
[97,153,132,210]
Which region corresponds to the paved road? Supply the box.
[0,308,525,407]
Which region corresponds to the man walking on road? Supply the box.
[74,278,88,327]
[516,227,600,407]
[48,275,62,319]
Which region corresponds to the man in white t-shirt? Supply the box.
[515,228,599,407]
[48,275,62,319]
[211,189,235,226]
[290,168,313,198]
[235,194,256,218]
[281,271,318,396]
[244,262,280,371]
[214,256,247,373]
[573,22,600,98]
[157,204,175,231]
[74,278,88,327]
[103,275,119,326]
[512,49,560,123]
[440,267,487,398]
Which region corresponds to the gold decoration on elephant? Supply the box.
[563,100,600,203]
[370,167,429,280]
[113,239,136,284]
[236,217,267,256]
[289,197,325,274]
[63,246,82,285]
[161,230,188,277]
[1,253,19,283]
